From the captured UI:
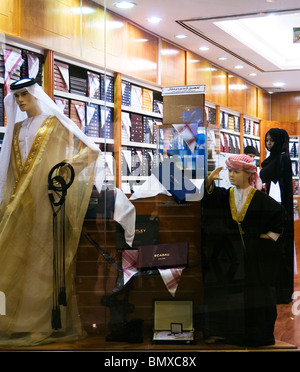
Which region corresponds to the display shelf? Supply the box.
[218,107,241,155]
[53,57,115,144]
[119,79,163,189]
[53,90,114,108]
[243,116,261,157]
[122,140,156,149]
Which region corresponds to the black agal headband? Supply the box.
[10,78,37,91]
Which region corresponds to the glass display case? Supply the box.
[155,122,221,194]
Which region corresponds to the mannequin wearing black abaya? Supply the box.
[260,128,294,304]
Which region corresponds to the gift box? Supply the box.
[152,300,195,344]
[137,242,188,269]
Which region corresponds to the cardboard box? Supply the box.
[152,300,195,344]
[162,85,205,125]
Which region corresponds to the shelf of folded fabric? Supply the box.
[122,140,156,149]
[92,137,114,145]
[54,90,114,109]
[121,104,162,119]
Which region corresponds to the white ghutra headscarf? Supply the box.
[0,78,104,203]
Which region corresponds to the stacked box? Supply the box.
[54,96,70,118]
[86,103,100,137]
[54,60,69,92]
[70,99,86,132]
[70,66,87,96]
[87,71,101,99]
[121,80,131,106]
[21,50,44,86]
[100,105,114,139]
[100,74,114,103]
[130,113,143,143]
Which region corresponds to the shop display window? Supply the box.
[0,1,297,356]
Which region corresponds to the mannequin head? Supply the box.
[225,154,262,190]
[228,168,252,189]
[13,88,42,117]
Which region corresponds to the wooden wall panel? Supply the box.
[211,67,227,106]
[186,51,212,102]
[245,83,257,118]
[160,39,186,87]
[20,0,81,57]
[124,23,159,83]
[81,2,107,68]
[0,0,20,37]
[271,92,300,122]
[228,75,246,113]
[257,88,271,121]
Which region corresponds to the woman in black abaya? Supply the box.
[260,128,294,304]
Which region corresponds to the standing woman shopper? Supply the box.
[260,128,294,304]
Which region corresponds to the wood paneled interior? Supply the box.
[210,67,227,107]
[81,0,107,68]
[0,0,20,36]
[160,40,186,87]
[246,83,257,118]
[0,0,278,120]
[44,49,54,99]
[20,0,81,56]
[76,195,203,337]
[228,75,246,114]
[257,88,271,121]
[186,51,212,102]
[125,23,159,84]
[271,92,300,122]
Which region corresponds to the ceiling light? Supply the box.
[234,65,244,69]
[175,34,187,39]
[114,1,136,9]
[199,46,209,51]
[147,16,162,24]
[249,73,257,76]
[218,57,227,61]
[273,82,285,87]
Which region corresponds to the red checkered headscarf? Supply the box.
[225,154,262,190]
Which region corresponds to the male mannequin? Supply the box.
[0,78,102,346]
[201,154,285,347]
